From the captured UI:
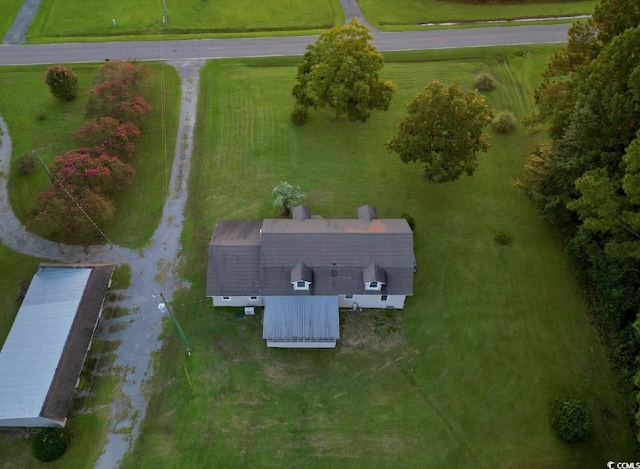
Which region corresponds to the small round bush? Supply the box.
[32,428,71,462]
[402,212,416,231]
[494,231,512,246]
[475,72,496,91]
[492,110,517,133]
[550,397,592,443]
[17,152,38,175]
[290,104,309,125]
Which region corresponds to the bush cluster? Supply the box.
[16,152,38,175]
[44,66,79,101]
[475,72,496,91]
[550,397,592,443]
[492,110,517,133]
[32,428,71,462]
[401,212,416,231]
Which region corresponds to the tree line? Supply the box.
[517,0,640,442]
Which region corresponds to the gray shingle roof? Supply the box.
[206,221,262,296]
[207,210,415,297]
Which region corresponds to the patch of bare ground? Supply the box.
[338,309,406,352]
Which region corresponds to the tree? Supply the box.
[86,61,153,125]
[291,18,396,123]
[550,397,592,443]
[44,65,79,101]
[386,80,493,183]
[30,183,115,239]
[50,149,135,196]
[72,117,141,158]
[272,182,305,216]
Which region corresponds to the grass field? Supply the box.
[0,0,24,40]
[26,0,343,43]
[358,0,598,29]
[0,63,180,248]
[120,47,636,468]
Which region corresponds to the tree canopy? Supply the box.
[386,80,493,183]
[291,19,396,123]
[518,0,640,440]
[272,181,305,216]
[44,65,78,101]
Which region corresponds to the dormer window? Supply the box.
[291,261,312,291]
[363,263,386,291]
[365,281,382,291]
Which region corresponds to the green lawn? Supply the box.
[0,0,23,40]
[357,0,598,30]
[26,0,343,43]
[0,63,180,248]
[121,47,636,468]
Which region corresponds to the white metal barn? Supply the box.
[0,264,113,427]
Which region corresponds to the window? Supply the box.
[222,296,231,301]
[345,294,354,300]
[365,281,383,291]
[293,281,310,291]
[381,295,388,302]
[250,296,258,300]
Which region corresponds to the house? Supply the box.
[0,264,114,427]
[206,206,415,348]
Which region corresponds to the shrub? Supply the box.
[44,65,79,101]
[16,152,38,175]
[290,104,309,125]
[492,110,517,133]
[475,72,496,91]
[401,213,416,231]
[550,397,592,443]
[494,231,512,246]
[32,428,71,462]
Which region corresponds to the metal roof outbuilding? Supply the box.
[0,264,113,427]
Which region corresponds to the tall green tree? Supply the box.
[44,65,79,101]
[291,19,396,124]
[386,80,493,183]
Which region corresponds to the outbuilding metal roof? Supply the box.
[0,264,113,427]
[263,296,339,341]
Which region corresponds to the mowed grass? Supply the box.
[121,47,635,468]
[357,0,598,29]
[27,0,343,43]
[0,63,180,248]
[0,0,24,39]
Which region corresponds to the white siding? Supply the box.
[211,296,264,307]
[211,295,405,309]
[267,340,336,349]
[338,294,405,309]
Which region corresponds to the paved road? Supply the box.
[0,24,569,66]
